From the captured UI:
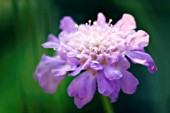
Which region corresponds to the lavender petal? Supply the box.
[60,16,77,33]
[69,65,82,76]
[96,70,115,96]
[104,65,122,80]
[34,55,69,93]
[109,80,121,102]
[129,30,149,50]
[120,70,139,94]
[117,57,130,70]
[127,51,157,73]
[42,34,59,49]
[67,71,96,109]
[97,13,106,24]
[114,14,136,32]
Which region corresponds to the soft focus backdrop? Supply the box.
[0,0,170,113]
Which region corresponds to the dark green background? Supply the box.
[0,0,169,113]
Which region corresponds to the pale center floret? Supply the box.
[60,21,125,61]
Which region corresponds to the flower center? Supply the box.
[59,21,126,62]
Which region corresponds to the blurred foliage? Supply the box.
[0,0,170,113]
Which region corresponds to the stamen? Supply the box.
[75,24,79,29]
[108,19,112,25]
[88,20,92,25]
[93,21,97,25]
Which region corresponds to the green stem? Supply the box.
[100,95,115,113]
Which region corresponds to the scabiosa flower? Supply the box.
[34,13,157,109]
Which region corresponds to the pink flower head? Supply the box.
[34,13,157,109]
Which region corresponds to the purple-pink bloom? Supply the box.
[34,12,157,109]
